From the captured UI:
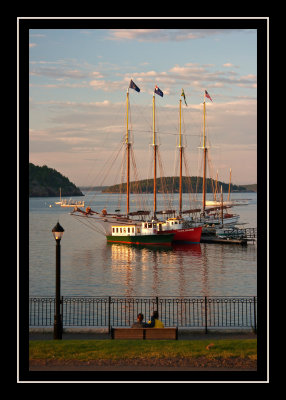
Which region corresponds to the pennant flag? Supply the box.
[129,79,140,92]
[204,90,213,102]
[181,88,187,106]
[154,85,163,97]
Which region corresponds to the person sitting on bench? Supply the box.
[146,310,164,328]
[131,313,148,328]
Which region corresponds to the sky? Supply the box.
[29,24,257,187]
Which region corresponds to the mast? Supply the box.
[220,185,224,226]
[202,93,207,213]
[214,170,218,201]
[153,92,157,219]
[179,97,183,216]
[227,168,232,202]
[126,88,130,215]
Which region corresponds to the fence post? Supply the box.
[253,296,257,334]
[108,296,111,334]
[205,296,208,334]
[61,296,64,327]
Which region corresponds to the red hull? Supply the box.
[162,226,202,243]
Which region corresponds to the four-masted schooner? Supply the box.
[71,80,239,243]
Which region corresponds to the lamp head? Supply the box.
[52,222,64,241]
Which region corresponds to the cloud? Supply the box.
[29,95,257,185]
[30,66,88,79]
[121,63,256,93]
[107,29,255,42]
[89,79,106,90]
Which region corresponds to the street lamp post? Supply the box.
[52,222,64,340]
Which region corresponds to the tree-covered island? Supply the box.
[29,163,84,197]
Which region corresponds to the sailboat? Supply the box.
[205,168,249,207]
[199,91,239,227]
[60,198,85,208]
[150,88,202,243]
[71,80,174,246]
[54,188,62,204]
[55,188,85,207]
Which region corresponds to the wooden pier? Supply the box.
[200,227,256,245]
[200,235,248,245]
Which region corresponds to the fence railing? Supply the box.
[29,296,257,333]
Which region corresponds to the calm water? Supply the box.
[29,192,257,297]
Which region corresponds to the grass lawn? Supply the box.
[29,339,257,362]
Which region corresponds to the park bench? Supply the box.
[111,327,178,340]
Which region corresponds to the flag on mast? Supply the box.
[204,90,213,102]
[181,88,187,106]
[154,85,163,97]
[129,79,140,92]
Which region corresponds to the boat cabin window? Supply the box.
[112,228,115,233]
[144,223,147,228]
[132,227,135,233]
[127,227,130,233]
[120,228,122,233]
[148,223,152,228]
[137,228,140,233]
[116,228,118,233]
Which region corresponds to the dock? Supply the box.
[200,227,256,245]
[200,236,248,245]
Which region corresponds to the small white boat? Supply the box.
[55,189,84,207]
[205,200,249,207]
[60,199,85,208]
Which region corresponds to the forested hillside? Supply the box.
[102,176,254,194]
[29,163,84,197]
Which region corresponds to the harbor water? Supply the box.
[29,192,257,298]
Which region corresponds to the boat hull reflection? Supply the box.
[171,243,202,255]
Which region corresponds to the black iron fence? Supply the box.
[29,296,257,333]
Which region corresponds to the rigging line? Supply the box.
[102,137,125,187]
[196,149,204,196]
[170,147,179,208]
[97,138,126,211]
[145,143,154,211]
[157,148,173,211]
[183,152,196,207]
[130,147,148,212]
[117,145,127,212]
[86,139,125,204]
[132,129,201,138]
[207,154,216,197]
[110,140,128,212]
[71,214,106,235]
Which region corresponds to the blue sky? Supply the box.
[29,27,257,186]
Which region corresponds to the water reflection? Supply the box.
[104,242,206,297]
[29,193,257,297]
[56,239,257,297]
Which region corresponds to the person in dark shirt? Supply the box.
[146,310,164,328]
[131,313,148,328]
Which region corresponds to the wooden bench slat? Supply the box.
[145,328,177,340]
[111,327,178,340]
[112,328,144,340]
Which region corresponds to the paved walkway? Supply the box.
[29,329,256,341]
